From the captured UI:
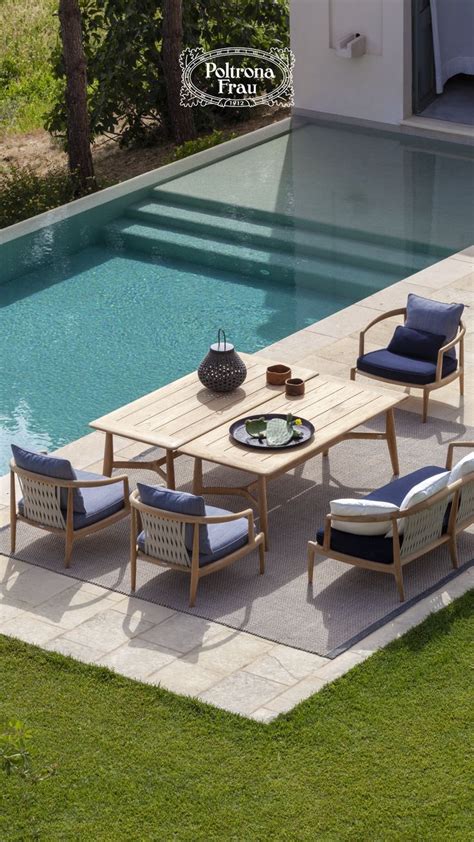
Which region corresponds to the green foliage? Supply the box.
[47,0,289,146]
[0,591,472,839]
[0,0,60,134]
[1,720,55,784]
[168,129,237,162]
[0,165,100,228]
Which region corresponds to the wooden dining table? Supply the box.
[89,353,318,489]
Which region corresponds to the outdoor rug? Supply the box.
[2,409,473,657]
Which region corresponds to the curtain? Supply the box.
[430,0,474,93]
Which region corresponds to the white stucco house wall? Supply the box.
[290,0,474,139]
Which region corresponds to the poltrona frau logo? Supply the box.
[180,47,294,108]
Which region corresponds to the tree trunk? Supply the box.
[162,0,196,143]
[58,0,96,194]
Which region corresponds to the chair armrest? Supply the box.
[435,322,466,381]
[72,474,129,492]
[323,511,399,549]
[446,439,474,469]
[129,491,255,538]
[10,460,129,494]
[358,308,406,358]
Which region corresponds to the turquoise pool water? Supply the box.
[1,121,473,474]
[0,245,356,471]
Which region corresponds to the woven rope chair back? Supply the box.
[19,476,66,530]
[141,511,191,567]
[400,495,450,559]
[457,477,474,526]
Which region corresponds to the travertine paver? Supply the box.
[0,249,473,720]
[150,660,224,696]
[96,640,177,681]
[137,612,226,654]
[199,670,287,716]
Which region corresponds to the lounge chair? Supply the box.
[308,442,474,601]
[351,293,465,422]
[130,483,265,606]
[10,445,130,567]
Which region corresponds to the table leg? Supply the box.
[103,432,114,476]
[166,449,176,490]
[193,458,203,494]
[386,409,400,476]
[257,476,269,551]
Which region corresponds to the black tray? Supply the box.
[229,413,315,450]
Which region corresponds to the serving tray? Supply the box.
[229,413,315,450]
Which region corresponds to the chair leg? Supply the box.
[459,371,464,397]
[449,536,459,569]
[10,515,17,555]
[189,567,199,607]
[258,542,265,575]
[322,449,329,457]
[10,470,16,554]
[350,367,356,382]
[422,389,429,423]
[394,565,405,602]
[307,543,316,584]
[64,533,74,569]
[131,547,137,592]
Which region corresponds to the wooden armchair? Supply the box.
[130,489,265,607]
[351,307,465,422]
[10,459,130,567]
[308,442,474,601]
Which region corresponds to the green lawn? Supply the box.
[1,590,472,841]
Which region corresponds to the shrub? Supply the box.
[0,165,99,229]
[168,129,237,162]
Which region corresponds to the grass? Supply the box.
[0,0,59,134]
[0,590,472,841]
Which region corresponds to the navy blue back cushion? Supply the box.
[11,444,85,513]
[387,325,445,362]
[405,293,463,359]
[137,483,211,556]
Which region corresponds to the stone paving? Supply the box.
[0,246,472,720]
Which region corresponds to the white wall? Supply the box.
[291,0,412,125]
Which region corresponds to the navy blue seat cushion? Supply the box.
[387,325,445,362]
[137,504,249,566]
[405,293,463,360]
[18,469,125,529]
[316,465,445,565]
[357,349,457,385]
[137,483,212,556]
[12,444,86,513]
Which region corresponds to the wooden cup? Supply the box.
[285,377,305,397]
[266,364,291,386]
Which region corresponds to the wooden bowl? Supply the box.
[285,377,305,397]
[266,364,291,386]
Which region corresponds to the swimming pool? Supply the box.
[1,120,473,474]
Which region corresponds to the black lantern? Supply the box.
[198,329,247,393]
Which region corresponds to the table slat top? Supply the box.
[90,353,318,450]
[180,377,408,475]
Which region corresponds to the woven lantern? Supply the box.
[198,329,247,393]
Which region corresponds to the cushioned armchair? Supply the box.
[130,483,265,606]
[10,445,130,567]
[308,442,474,601]
[351,294,465,422]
